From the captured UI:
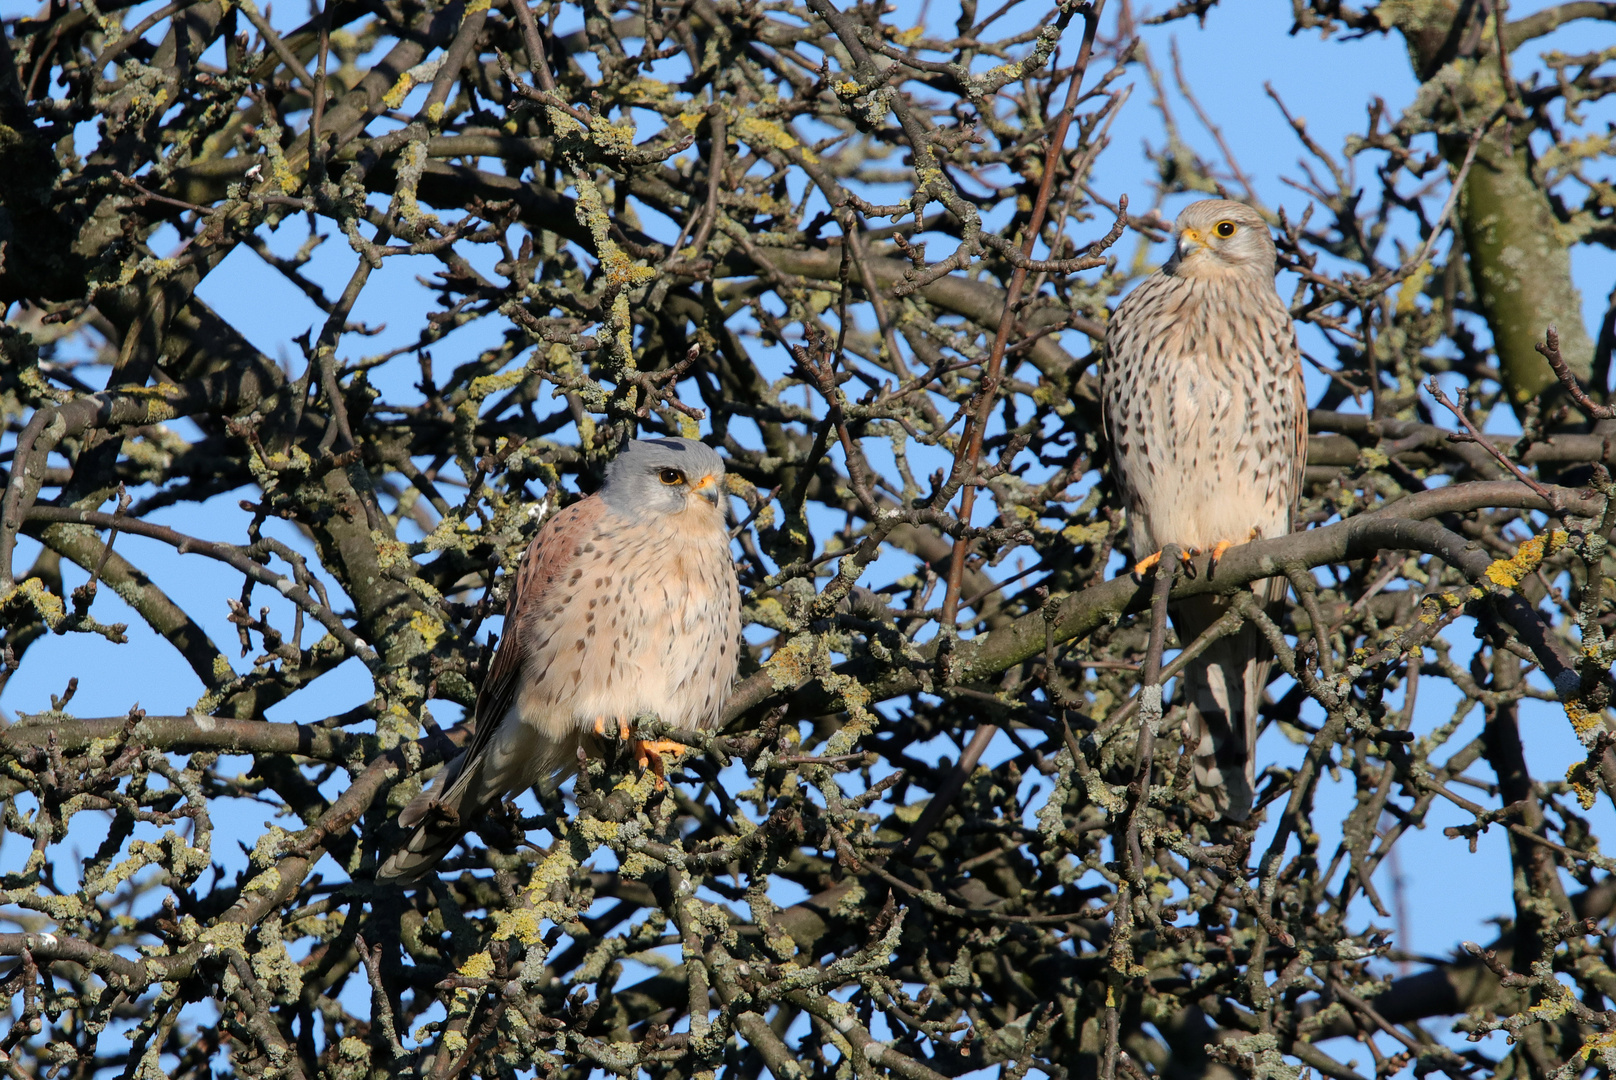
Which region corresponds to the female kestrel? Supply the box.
[1100,199,1307,821]
[379,437,741,881]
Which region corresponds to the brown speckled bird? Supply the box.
[1101,199,1307,821]
[378,438,741,881]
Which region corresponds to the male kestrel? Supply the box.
[378,437,741,881]
[1100,199,1307,821]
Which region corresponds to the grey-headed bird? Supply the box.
[378,437,741,881]
[1100,199,1307,821]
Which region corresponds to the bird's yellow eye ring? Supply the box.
[1214,220,1237,238]
[659,468,685,485]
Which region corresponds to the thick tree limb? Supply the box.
[724,480,1601,724]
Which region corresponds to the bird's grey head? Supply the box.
[601,437,727,519]
[1163,199,1276,278]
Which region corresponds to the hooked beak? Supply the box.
[690,473,722,507]
[1163,227,1205,274]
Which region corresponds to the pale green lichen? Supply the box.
[569,168,655,367]
[762,632,815,690]
[333,1037,370,1080]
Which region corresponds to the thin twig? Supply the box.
[24,506,380,668]
[1396,122,1486,280]
[939,0,1109,624]
[1124,545,1176,879]
[898,722,999,861]
[916,4,1109,849]
[1424,376,1565,515]
[1537,325,1614,418]
[354,935,407,1061]
[1106,593,1246,730]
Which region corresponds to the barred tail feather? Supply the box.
[1173,590,1274,822]
[376,749,489,882]
[377,720,584,883]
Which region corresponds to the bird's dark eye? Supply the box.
[1214,220,1237,238]
[659,468,684,485]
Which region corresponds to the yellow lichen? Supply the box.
[403,575,445,604]
[1486,530,1570,589]
[733,115,816,163]
[475,365,532,399]
[576,816,621,843]
[409,610,445,651]
[1579,1028,1616,1068]
[620,850,659,877]
[619,77,672,100]
[458,950,496,979]
[1526,985,1573,1023]
[3,577,65,629]
[1565,697,1599,741]
[1397,261,1432,313]
[383,73,419,110]
[244,867,283,895]
[1567,760,1600,810]
[265,137,298,195]
[1061,521,1109,546]
[493,907,544,946]
[523,842,580,907]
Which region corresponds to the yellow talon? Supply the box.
[1133,548,1195,580]
[1208,538,1234,575]
[633,738,690,789]
[593,716,631,739]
